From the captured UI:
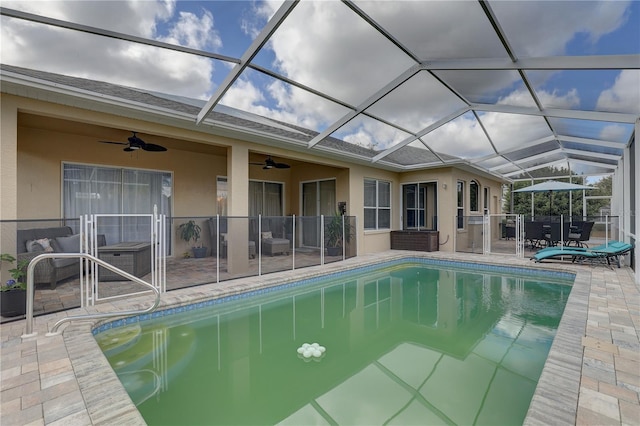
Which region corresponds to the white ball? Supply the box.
[297,347,304,354]
[318,346,326,353]
[311,342,319,347]
[312,350,321,357]
[303,350,312,358]
[302,343,310,349]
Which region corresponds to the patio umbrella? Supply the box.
[513,180,594,217]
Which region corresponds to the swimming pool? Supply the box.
[94,258,573,425]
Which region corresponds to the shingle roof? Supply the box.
[1,63,463,170]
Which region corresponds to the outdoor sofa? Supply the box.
[16,226,105,289]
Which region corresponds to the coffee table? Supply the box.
[98,242,152,281]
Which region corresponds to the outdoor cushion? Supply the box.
[52,257,77,268]
[26,239,46,252]
[55,234,81,253]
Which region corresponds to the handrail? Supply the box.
[23,252,161,338]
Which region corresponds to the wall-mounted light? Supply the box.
[442,183,447,189]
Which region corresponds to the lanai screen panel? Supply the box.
[260,0,415,107]
[354,0,509,61]
[364,72,468,135]
[478,112,553,153]
[332,114,413,152]
[502,141,561,163]
[549,118,634,144]
[434,69,536,108]
[416,112,495,161]
[218,68,353,135]
[528,69,640,114]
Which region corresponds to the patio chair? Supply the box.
[256,217,290,256]
[566,221,594,247]
[524,221,545,248]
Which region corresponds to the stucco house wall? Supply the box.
[2,93,505,261]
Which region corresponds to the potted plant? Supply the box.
[325,213,352,256]
[0,253,29,317]
[178,220,207,258]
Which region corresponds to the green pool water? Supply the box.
[95,262,572,425]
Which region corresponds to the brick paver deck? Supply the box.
[1,252,638,425]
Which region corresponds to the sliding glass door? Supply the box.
[249,181,284,216]
[302,180,336,247]
[63,163,172,245]
[402,182,437,230]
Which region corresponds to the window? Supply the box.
[364,179,391,230]
[470,180,479,212]
[457,181,464,229]
[63,163,172,244]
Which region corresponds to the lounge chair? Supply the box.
[531,241,633,267]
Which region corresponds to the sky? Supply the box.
[1,0,639,177]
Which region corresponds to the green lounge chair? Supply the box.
[532,241,633,267]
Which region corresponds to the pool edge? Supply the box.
[5,251,599,425]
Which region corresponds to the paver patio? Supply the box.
[1,251,638,425]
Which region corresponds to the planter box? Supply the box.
[1,289,27,317]
[390,231,439,252]
[192,247,208,258]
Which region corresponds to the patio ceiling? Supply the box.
[1,1,639,182]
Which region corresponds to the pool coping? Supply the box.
[1,251,637,425]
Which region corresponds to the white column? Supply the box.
[226,145,249,274]
[0,96,19,282]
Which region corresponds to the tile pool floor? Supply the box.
[1,251,638,425]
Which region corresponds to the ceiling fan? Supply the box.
[250,156,290,170]
[99,131,167,152]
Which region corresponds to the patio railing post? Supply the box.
[258,214,262,276]
[216,214,220,283]
[342,214,345,260]
[320,215,325,265]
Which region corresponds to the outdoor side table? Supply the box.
[98,242,152,281]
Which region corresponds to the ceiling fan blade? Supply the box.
[141,143,167,152]
[123,147,137,152]
[274,163,290,169]
[99,140,128,145]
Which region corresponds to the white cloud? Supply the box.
[597,70,640,114]
[0,0,219,99]
[490,0,632,57]
[534,89,581,110]
[600,124,631,143]
[423,115,495,160]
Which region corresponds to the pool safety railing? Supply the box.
[81,211,166,306]
[23,252,161,338]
